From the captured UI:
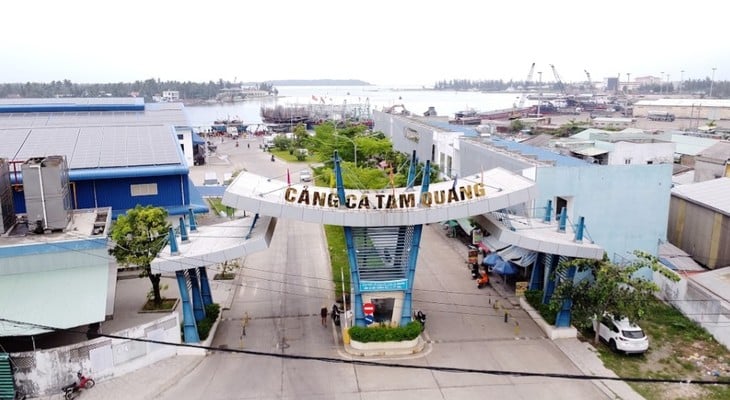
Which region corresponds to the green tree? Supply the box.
[510,119,525,133]
[109,205,171,306]
[551,250,679,344]
[292,123,309,148]
[273,134,292,151]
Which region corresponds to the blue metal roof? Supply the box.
[490,137,590,167]
[0,97,144,113]
[423,120,480,136]
[192,131,206,145]
[196,185,227,197]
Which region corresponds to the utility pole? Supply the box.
[660,72,665,95]
[626,73,631,94]
[710,67,717,97]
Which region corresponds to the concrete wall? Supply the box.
[667,196,729,269]
[373,111,436,166]
[534,164,673,259]
[694,157,728,182]
[608,141,675,166]
[655,273,730,349]
[633,103,730,120]
[459,140,537,176]
[11,313,183,398]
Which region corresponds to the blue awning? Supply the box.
[493,259,518,275]
[192,131,206,145]
[483,252,502,266]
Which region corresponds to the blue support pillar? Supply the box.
[555,266,577,327]
[542,254,559,304]
[528,254,543,290]
[179,217,188,243]
[176,271,199,343]
[574,216,585,242]
[344,226,364,327]
[406,150,418,189]
[198,266,213,307]
[188,208,198,232]
[557,207,567,233]
[401,159,430,326]
[544,200,553,223]
[168,227,179,255]
[188,268,205,322]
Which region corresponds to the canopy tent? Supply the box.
[498,246,538,267]
[482,252,502,266]
[191,131,206,145]
[479,235,510,253]
[492,259,518,276]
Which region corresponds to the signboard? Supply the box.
[472,228,483,245]
[363,303,375,315]
[515,281,528,297]
[468,247,479,265]
[364,314,374,325]
[359,279,408,292]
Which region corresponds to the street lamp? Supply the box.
[334,132,358,166]
[710,67,717,97]
[667,74,671,93]
[537,71,542,117]
[678,70,683,94]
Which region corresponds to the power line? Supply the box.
[1,317,727,387]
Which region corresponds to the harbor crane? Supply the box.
[517,62,536,108]
[550,64,567,95]
[584,69,595,96]
[510,62,536,119]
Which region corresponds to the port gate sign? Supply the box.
[363,303,375,315]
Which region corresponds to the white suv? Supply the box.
[596,315,649,354]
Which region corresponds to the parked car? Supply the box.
[299,169,312,182]
[595,314,649,354]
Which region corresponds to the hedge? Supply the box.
[348,321,422,343]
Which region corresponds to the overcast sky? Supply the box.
[2,0,727,87]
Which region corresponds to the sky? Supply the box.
[2,0,728,87]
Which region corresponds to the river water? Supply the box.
[183,85,536,129]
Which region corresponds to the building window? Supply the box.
[624,158,632,165]
[131,183,158,197]
[177,134,184,140]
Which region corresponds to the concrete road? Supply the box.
[157,139,611,399]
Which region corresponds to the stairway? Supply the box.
[0,353,15,400]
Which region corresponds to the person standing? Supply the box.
[320,306,328,326]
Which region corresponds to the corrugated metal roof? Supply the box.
[698,140,730,159]
[0,99,188,169]
[671,177,730,215]
[572,146,609,157]
[671,134,720,156]
[0,125,183,169]
[489,137,590,167]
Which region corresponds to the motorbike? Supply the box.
[62,371,95,399]
[470,263,480,280]
[477,271,490,289]
[414,310,427,330]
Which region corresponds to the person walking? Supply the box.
[320,306,328,326]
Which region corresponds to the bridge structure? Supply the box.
[219,151,537,328]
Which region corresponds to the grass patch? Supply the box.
[270,149,312,163]
[141,298,178,312]
[590,298,730,400]
[324,225,350,301]
[207,197,234,217]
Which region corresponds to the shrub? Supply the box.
[524,289,557,325]
[195,303,221,340]
[348,321,422,343]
